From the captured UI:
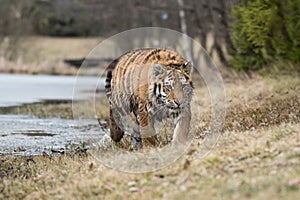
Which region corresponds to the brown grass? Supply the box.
[0,36,104,75]
[0,74,299,199]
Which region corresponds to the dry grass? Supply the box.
[0,125,299,199]
[0,100,73,119]
[0,36,104,75]
[0,74,299,199]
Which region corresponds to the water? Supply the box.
[0,74,106,155]
[0,114,104,156]
[0,74,105,107]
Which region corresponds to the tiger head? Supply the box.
[149,62,193,116]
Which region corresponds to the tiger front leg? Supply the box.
[133,102,157,148]
[172,104,191,146]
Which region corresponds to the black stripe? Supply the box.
[105,70,112,96]
[143,48,161,63]
[123,50,142,69]
[105,71,112,86]
[107,58,119,70]
[153,83,157,95]
[158,83,161,96]
[107,70,112,79]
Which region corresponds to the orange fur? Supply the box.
[105,48,193,148]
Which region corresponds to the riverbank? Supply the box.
[0,36,105,75]
[0,74,299,199]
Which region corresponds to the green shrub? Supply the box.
[230,0,300,71]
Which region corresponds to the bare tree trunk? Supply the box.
[207,0,229,66]
[192,0,208,50]
[177,0,192,61]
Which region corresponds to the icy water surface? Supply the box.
[0,114,104,156]
[0,74,104,107]
[0,74,106,155]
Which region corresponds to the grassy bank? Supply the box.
[0,74,299,199]
[0,36,104,75]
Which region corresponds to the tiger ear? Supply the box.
[152,64,164,76]
[184,61,193,75]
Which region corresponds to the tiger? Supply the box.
[104,48,193,149]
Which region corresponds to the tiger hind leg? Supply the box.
[109,109,124,142]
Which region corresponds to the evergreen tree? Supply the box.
[230,0,300,71]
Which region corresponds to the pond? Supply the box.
[0,73,104,107]
[0,74,106,156]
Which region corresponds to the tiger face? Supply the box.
[150,63,193,118]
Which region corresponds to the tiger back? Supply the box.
[105,48,193,148]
